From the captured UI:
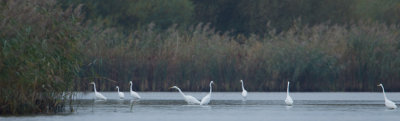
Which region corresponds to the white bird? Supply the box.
[200,81,214,105]
[285,81,293,106]
[170,86,201,105]
[129,81,141,99]
[116,86,125,99]
[89,82,107,100]
[240,80,247,101]
[378,83,397,109]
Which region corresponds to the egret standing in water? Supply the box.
[170,86,201,105]
[89,82,107,100]
[129,81,141,100]
[200,81,214,105]
[285,81,293,106]
[116,86,125,99]
[377,83,397,109]
[240,80,247,101]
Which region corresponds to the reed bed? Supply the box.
[0,0,84,114]
[82,22,400,92]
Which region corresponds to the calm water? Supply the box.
[2,92,399,121]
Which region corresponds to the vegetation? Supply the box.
[62,0,400,34]
[0,0,85,114]
[83,22,400,92]
[1,0,400,115]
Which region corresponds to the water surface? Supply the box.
[2,92,399,121]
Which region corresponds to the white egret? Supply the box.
[89,82,107,100]
[377,83,397,109]
[240,80,247,101]
[200,81,214,105]
[170,86,201,105]
[116,86,125,99]
[129,81,141,99]
[285,81,293,106]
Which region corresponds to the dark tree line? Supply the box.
[62,0,400,34]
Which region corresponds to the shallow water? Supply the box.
[2,92,399,121]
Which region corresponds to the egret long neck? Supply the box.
[241,81,245,91]
[209,83,213,94]
[381,86,387,100]
[93,84,97,92]
[176,88,185,97]
[130,83,133,92]
[117,87,120,93]
[286,82,290,96]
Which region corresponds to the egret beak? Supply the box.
[377,85,380,86]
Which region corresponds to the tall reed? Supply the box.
[81,22,400,92]
[0,0,85,114]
